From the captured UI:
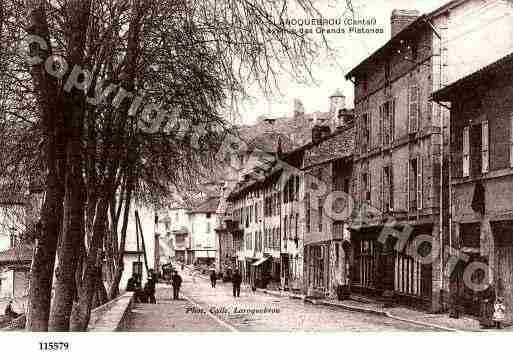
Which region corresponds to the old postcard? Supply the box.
[1,0,513,356]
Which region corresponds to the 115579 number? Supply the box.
[39,342,69,351]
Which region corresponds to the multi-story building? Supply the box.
[345,0,513,311]
[188,196,221,266]
[301,118,354,298]
[433,52,513,322]
[156,205,191,265]
[226,91,354,294]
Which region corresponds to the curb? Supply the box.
[384,312,458,332]
[256,289,459,331]
[316,299,387,316]
[316,300,457,331]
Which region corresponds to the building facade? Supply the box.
[345,0,513,311]
[433,52,513,322]
[301,114,354,299]
[188,196,220,266]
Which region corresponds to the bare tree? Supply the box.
[0,0,348,331]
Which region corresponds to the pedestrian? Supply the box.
[232,269,242,298]
[210,270,217,288]
[127,273,144,302]
[171,271,183,300]
[144,269,157,304]
[4,300,19,319]
[493,297,506,329]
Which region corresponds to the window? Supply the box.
[379,99,395,146]
[408,157,423,210]
[295,175,300,201]
[284,216,288,240]
[318,199,323,232]
[361,172,370,203]
[306,193,311,233]
[510,114,513,167]
[463,126,470,177]
[206,213,211,219]
[408,86,420,133]
[206,222,211,233]
[361,113,370,153]
[382,165,394,212]
[295,213,299,239]
[132,261,143,277]
[482,120,489,174]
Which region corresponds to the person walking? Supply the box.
[171,271,183,300]
[210,270,217,288]
[232,269,242,298]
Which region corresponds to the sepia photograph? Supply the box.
[1,0,513,356]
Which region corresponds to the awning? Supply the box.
[251,257,270,267]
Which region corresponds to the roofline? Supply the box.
[345,0,467,80]
[432,52,513,102]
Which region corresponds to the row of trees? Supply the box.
[0,0,343,331]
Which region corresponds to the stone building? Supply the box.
[300,113,354,298]
[345,0,513,311]
[433,52,513,321]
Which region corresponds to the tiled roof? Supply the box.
[238,114,314,153]
[303,126,355,169]
[0,243,33,264]
[189,196,220,214]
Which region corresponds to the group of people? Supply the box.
[208,268,242,298]
[126,269,157,303]
[126,266,243,302]
[126,268,183,302]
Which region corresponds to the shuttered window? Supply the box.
[482,120,489,174]
[463,126,470,177]
[417,156,423,210]
[380,100,396,146]
[408,86,420,133]
[408,157,423,210]
[382,165,393,212]
[510,114,513,168]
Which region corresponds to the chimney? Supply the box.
[391,9,420,37]
[312,124,331,144]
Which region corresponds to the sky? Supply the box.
[237,0,449,126]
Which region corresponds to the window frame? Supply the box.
[482,120,489,174]
[463,126,470,177]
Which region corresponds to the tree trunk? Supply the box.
[48,131,86,331]
[108,175,133,299]
[70,195,110,331]
[25,0,66,331]
[47,0,91,331]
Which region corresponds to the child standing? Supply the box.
[493,297,506,329]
